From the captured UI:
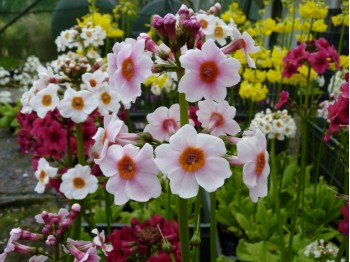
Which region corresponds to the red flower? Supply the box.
[275,90,289,109]
[338,202,349,237]
[308,51,329,74]
[188,106,200,127]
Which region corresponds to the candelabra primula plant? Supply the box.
[7,3,272,261]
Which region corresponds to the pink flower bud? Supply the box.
[164,14,177,41]
[177,4,189,22]
[227,156,244,166]
[45,235,56,246]
[152,15,167,39]
[71,203,81,213]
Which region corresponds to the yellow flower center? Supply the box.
[101,92,111,105]
[73,177,86,189]
[118,155,137,180]
[71,97,85,110]
[39,170,46,183]
[200,19,208,29]
[89,79,97,87]
[178,146,205,172]
[41,94,52,107]
[214,25,224,38]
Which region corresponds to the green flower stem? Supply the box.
[76,123,86,165]
[287,3,296,50]
[104,190,112,235]
[166,179,172,221]
[210,191,217,262]
[54,241,60,261]
[66,122,73,167]
[287,66,312,260]
[270,139,286,260]
[337,22,346,54]
[191,187,203,262]
[177,68,191,262]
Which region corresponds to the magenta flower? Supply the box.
[196,100,240,136]
[144,104,180,142]
[338,201,349,237]
[237,128,270,202]
[99,143,161,205]
[308,51,329,74]
[275,90,289,110]
[179,39,241,102]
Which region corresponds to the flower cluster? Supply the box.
[338,201,349,237]
[304,239,340,260]
[251,108,296,140]
[282,38,340,78]
[324,72,349,141]
[106,214,180,261]
[55,23,106,53]
[0,56,42,89]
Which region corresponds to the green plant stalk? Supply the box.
[210,191,217,262]
[337,22,346,54]
[192,187,203,262]
[54,240,60,261]
[313,121,327,198]
[287,67,312,260]
[166,179,172,220]
[287,3,296,50]
[335,236,347,262]
[104,190,112,234]
[177,68,191,262]
[66,123,73,167]
[270,139,286,260]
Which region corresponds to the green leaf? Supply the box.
[236,240,279,262]
[282,160,299,189]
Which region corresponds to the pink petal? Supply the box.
[154,144,180,173]
[201,81,227,101]
[248,179,268,203]
[146,107,168,125]
[217,58,241,86]
[168,167,199,198]
[134,143,159,175]
[179,49,203,70]
[168,124,197,152]
[242,161,258,187]
[196,133,226,157]
[125,175,161,202]
[201,39,227,63]
[178,72,204,102]
[195,157,231,192]
[106,175,129,205]
[237,137,258,163]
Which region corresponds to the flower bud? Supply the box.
[161,239,173,253]
[164,14,177,42]
[190,231,201,247]
[45,235,56,246]
[177,4,190,22]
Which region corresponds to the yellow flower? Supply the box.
[296,34,313,42]
[340,55,349,69]
[271,46,287,70]
[312,19,327,32]
[233,50,248,66]
[221,3,246,24]
[261,18,276,36]
[267,69,281,84]
[332,14,349,27]
[239,81,268,102]
[299,1,328,20]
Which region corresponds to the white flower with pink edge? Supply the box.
[30,84,60,118]
[107,38,153,104]
[179,39,241,102]
[196,100,241,136]
[99,143,161,205]
[237,128,270,202]
[155,124,231,198]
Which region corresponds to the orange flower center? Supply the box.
[64,32,70,39]
[101,92,111,105]
[86,31,93,38]
[214,25,224,38]
[200,61,219,83]
[89,79,97,87]
[118,155,137,180]
[178,146,205,172]
[200,19,208,29]
[39,170,46,183]
[73,177,86,189]
[255,152,265,176]
[71,97,85,110]
[209,112,224,127]
[121,57,134,80]
[41,94,52,107]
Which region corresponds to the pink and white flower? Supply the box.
[91,229,113,256]
[58,88,99,123]
[59,164,98,200]
[206,18,230,46]
[82,70,108,91]
[107,38,153,104]
[195,13,216,35]
[237,128,270,202]
[30,84,60,118]
[179,39,241,102]
[29,255,48,262]
[222,27,260,68]
[144,104,180,142]
[196,100,240,136]
[99,143,161,205]
[34,158,58,194]
[155,124,231,198]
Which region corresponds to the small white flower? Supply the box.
[34,158,58,194]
